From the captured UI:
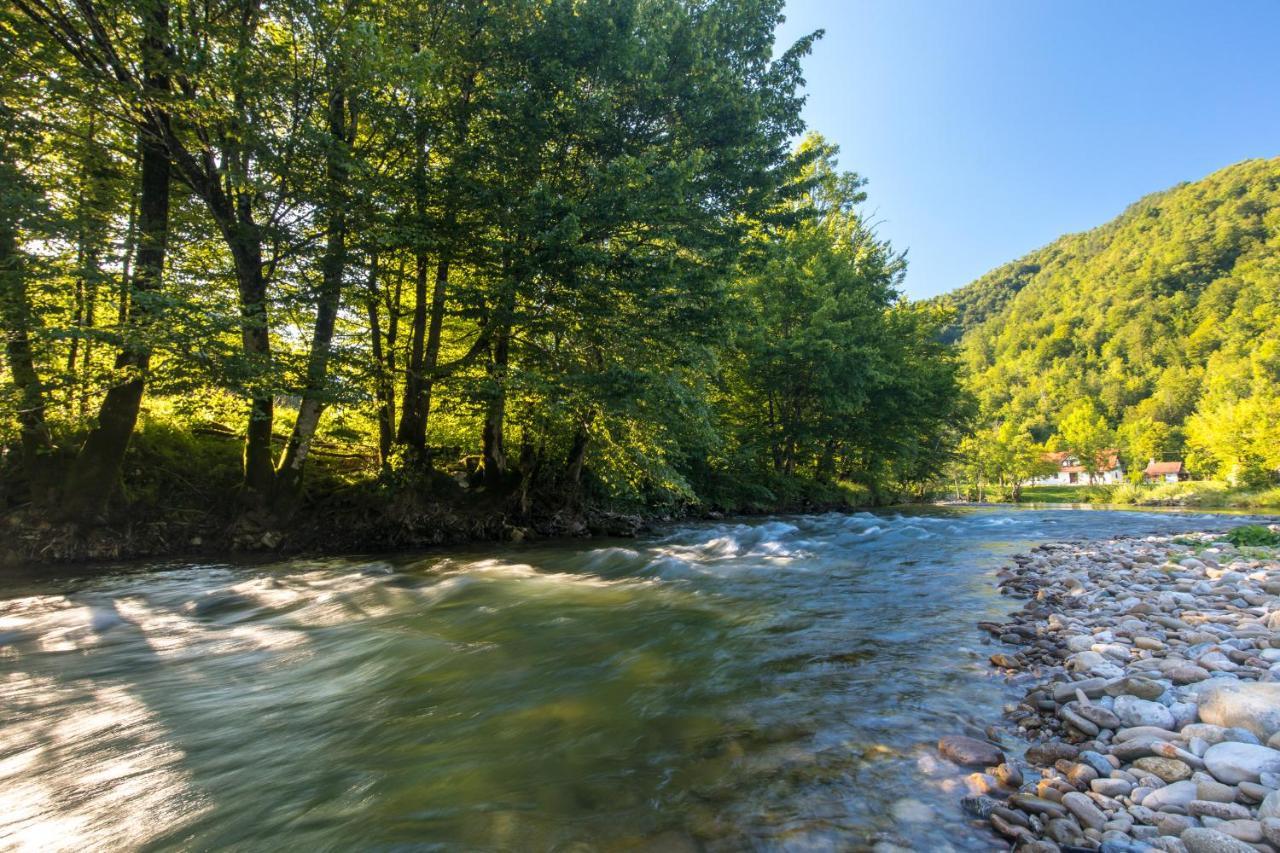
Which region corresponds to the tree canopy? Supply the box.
[1,0,963,547]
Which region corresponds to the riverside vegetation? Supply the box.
[0,1,963,562]
[990,483,1280,511]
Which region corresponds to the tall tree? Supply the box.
[60,0,172,520]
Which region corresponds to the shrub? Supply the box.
[1225,525,1280,547]
[1109,483,1143,504]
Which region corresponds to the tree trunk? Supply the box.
[0,126,56,504]
[67,107,106,419]
[516,437,537,516]
[396,253,451,455]
[393,73,473,460]
[117,193,138,327]
[482,330,509,486]
[419,256,449,430]
[396,252,430,451]
[364,255,396,466]
[565,418,591,492]
[79,244,98,418]
[816,439,836,482]
[275,82,350,514]
[233,236,276,504]
[61,2,171,522]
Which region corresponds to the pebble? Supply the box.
[1260,789,1280,819]
[1198,683,1280,741]
[1061,790,1107,830]
[1133,756,1192,782]
[889,797,934,823]
[937,734,1004,768]
[959,528,1280,850]
[1196,780,1237,803]
[1204,742,1280,785]
[1187,800,1252,820]
[1180,826,1259,852]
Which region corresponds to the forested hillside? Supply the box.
[944,158,1280,488]
[1,0,962,559]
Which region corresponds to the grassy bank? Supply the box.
[1016,481,1280,509]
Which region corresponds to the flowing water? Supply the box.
[0,507,1268,852]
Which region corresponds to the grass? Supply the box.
[1016,481,1280,509]
[1017,485,1114,504]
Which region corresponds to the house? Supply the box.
[1143,460,1187,483]
[1029,449,1126,486]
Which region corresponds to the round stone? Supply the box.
[1198,683,1280,741]
[1132,756,1191,782]
[938,735,1004,768]
[1180,827,1260,853]
[1203,741,1280,785]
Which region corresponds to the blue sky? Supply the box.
[774,1,1280,300]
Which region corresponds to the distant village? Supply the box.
[1027,451,1189,487]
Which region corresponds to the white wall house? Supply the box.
[1027,450,1126,486]
[1143,460,1187,483]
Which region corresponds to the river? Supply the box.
[0,507,1268,851]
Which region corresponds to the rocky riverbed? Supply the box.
[944,527,1280,852]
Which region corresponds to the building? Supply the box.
[1029,450,1126,486]
[1143,460,1187,483]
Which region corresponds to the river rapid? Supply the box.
[0,507,1265,851]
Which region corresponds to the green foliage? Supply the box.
[951,420,1055,501]
[717,135,964,499]
[1057,400,1114,477]
[1225,525,1280,547]
[115,417,245,517]
[942,158,1280,488]
[2,1,963,531]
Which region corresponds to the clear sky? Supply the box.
[774,1,1280,300]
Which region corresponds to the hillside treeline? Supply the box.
[941,158,1280,490]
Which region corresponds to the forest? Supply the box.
[0,0,963,559]
[942,158,1280,498]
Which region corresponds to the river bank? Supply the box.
[954,524,1280,852]
[1011,483,1280,511]
[0,480,873,569]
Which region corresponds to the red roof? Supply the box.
[1044,449,1121,470]
[1145,461,1183,475]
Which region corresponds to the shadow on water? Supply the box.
[1,505,1276,851]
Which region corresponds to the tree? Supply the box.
[721,134,962,496]
[1186,395,1280,487]
[1117,415,1175,475]
[1058,400,1114,482]
[2,0,970,547]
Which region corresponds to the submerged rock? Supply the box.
[937,735,1003,768]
